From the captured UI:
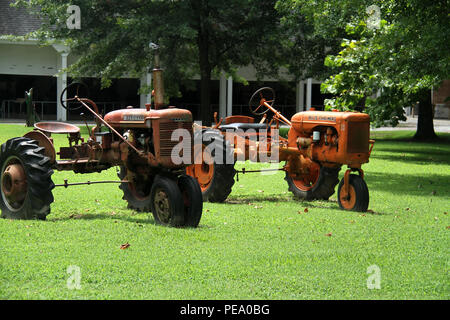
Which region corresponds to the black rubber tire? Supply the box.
[178,175,203,228]
[337,174,369,212]
[190,129,236,203]
[285,166,340,201]
[118,166,152,212]
[0,137,54,220]
[150,175,185,227]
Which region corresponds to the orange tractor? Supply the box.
[0,50,203,227]
[187,87,375,211]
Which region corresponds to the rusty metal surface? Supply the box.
[2,163,27,205]
[54,179,129,188]
[35,121,80,134]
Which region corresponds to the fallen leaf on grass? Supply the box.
[120,243,130,250]
[325,233,332,237]
[304,208,309,213]
[109,211,117,216]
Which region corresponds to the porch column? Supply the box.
[296,80,305,112]
[56,53,68,121]
[306,78,312,110]
[53,44,69,121]
[219,73,227,119]
[226,76,233,116]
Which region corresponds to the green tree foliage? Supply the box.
[282,0,450,139]
[14,0,285,124]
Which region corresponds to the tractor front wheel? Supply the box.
[337,174,369,212]
[0,137,54,220]
[150,175,185,227]
[178,175,203,227]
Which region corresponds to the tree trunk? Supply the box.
[413,91,437,140]
[198,60,212,126]
[196,2,213,126]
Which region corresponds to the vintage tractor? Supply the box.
[186,87,375,211]
[0,51,203,227]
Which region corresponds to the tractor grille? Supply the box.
[159,121,193,157]
[347,121,369,153]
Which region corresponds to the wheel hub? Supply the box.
[339,185,356,209]
[186,145,214,190]
[1,163,27,208]
[154,190,170,223]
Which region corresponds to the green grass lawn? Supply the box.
[0,124,449,299]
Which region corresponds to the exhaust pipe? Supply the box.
[151,43,164,110]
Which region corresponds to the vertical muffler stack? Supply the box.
[152,47,164,110]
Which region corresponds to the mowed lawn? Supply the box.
[0,124,448,299]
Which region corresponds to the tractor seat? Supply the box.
[34,122,80,134]
[219,123,269,131]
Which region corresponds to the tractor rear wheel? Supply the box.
[285,161,340,201]
[178,175,203,227]
[118,166,153,212]
[150,175,185,227]
[337,174,369,212]
[186,129,235,202]
[0,137,54,220]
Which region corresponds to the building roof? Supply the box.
[0,0,42,36]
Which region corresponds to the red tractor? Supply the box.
[187,87,375,211]
[0,52,203,227]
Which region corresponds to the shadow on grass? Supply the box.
[299,200,388,215]
[50,212,158,225]
[371,137,450,164]
[370,132,450,143]
[227,194,388,215]
[49,211,212,230]
[366,171,449,198]
[371,153,450,165]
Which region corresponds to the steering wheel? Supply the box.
[60,82,90,111]
[248,87,275,116]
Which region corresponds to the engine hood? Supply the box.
[104,107,192,127]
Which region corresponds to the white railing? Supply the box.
[0,100,130,120]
